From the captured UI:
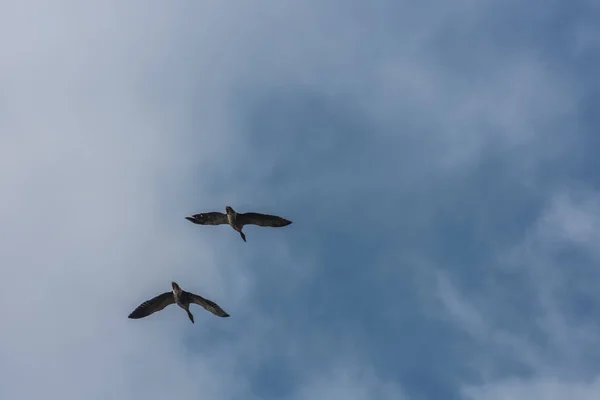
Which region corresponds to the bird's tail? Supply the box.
[187,310,195,323]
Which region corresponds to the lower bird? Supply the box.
[128,282,230,323]
[185,205,292,242]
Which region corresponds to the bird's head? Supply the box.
[225,206,234,214]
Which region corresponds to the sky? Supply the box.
[1,0,599,399]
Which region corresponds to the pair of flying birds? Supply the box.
[128,206,292,323]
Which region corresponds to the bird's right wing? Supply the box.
[190,293,230,317]
[128,292,175,319]
[185,212,228,225]
[237,212,292,227]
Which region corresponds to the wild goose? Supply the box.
[128,282,229,323]
[185,205,292,242]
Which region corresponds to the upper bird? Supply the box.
[128,281,230,323]
[185,205,292,242]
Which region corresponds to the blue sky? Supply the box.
[1,0,600,399]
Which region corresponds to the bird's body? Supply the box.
[128,282,229,323]
[186,205,292,242]
[226,206,237,226]
[225,206,244,239]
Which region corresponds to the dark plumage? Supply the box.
[128,282,229,323]
[186,205,292,242]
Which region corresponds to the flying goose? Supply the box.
[128,282,229,323]
[185,206,292,242]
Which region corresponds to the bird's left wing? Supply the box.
[185,212,228,225]
[128,292,175,319]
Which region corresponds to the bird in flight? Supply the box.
[128,281,230,323]
[185,205,292,242]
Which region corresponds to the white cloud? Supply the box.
[291,364,408,400]
[537,190,600,252]
[462,377,600,400]
[0,2,252,399]
[0,1,412,399]
[429,188,600,398]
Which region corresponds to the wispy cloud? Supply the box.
[431,189,600,397]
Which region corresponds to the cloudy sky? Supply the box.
[1,0,599,399]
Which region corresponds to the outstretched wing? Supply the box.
[237,212,292,227]
[185,212,228,225]
[128,292,175,319]
[189,293,230,317]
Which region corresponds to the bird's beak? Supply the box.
[185,216,197,223]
